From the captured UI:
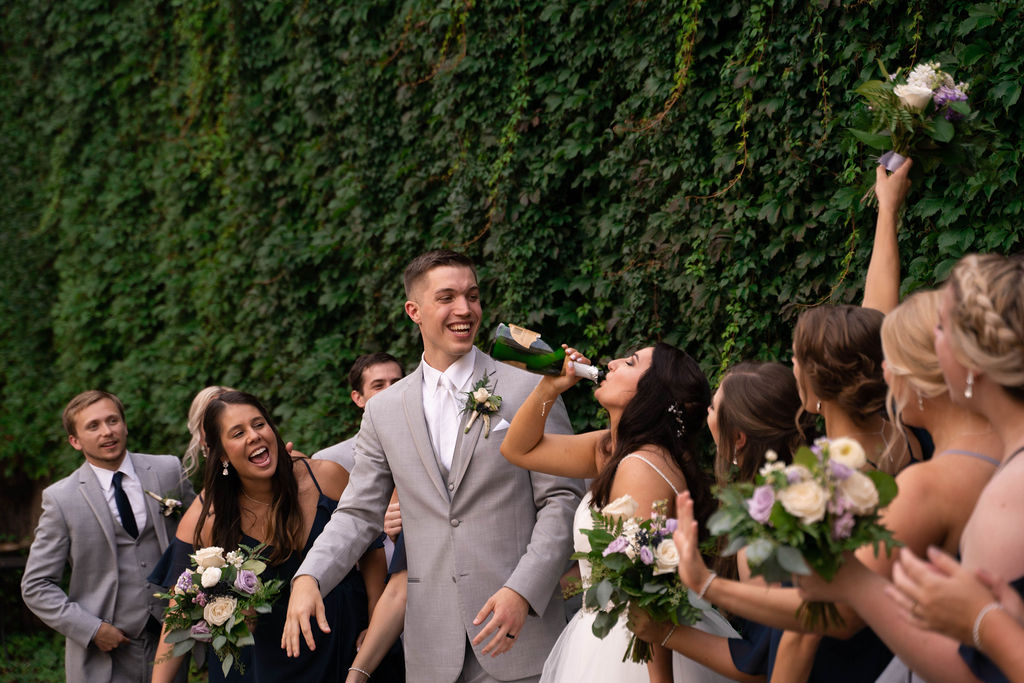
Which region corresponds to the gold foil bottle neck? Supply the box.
[508,324,542,349]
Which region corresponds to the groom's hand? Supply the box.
[281,575,330,657]
[472,587,528,656]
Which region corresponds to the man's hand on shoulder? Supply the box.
[281,575,330,657]
[471,586,529,657]
[93,622,128,651]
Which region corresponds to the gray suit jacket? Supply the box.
[21,452,195,683]
[299,348,583,682]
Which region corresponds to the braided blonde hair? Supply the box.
[948,254,1024,400]
[183,385,236,476]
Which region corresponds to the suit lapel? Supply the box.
[133,454,168,547]
[449,349,491,492]
[402,367,450,501]
[77,463,117,555]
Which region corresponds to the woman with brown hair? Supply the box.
[151,391,383,682]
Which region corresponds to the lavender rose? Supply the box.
[745,485,775,524]
[190,620,213,642]
[603,536,630,557]
[234,569,258,595]
[639,546,654,566]
[832,511,856,540]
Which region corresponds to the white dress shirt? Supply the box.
[420,349,476,470]
[88,452,148,532]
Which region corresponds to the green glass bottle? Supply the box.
[489,323,605,382]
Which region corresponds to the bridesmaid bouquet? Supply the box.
[708,437,899,627]
[849,59,976,175]
[573,495,702,663]
[156,544,283,676]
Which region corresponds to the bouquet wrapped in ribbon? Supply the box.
[155,544,283,676]
[572,495,703,663]
[707,437,899,627]
[849,59,976,174]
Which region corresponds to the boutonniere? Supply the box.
[462,371,502,438]
[145,490,184,518]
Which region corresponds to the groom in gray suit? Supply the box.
[284,250,583,682]
[21,390,195,683]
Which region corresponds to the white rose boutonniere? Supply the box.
[462,371,502,437]
[145,489,183,518]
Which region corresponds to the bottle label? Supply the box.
[509,324,541,349]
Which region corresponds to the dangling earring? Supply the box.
[964,371,974,399]
[917,392,925,411]
[222,461,229,476]
[815,400,821,413]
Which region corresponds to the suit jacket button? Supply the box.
[448,483,455,491]
[450,519,459,527]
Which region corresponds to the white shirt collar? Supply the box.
[420,347,477,395]
[88,451,138,490]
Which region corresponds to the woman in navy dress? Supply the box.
[151,390,383,682]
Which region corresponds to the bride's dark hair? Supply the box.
[591,343,714,540]
[195,391,303,565]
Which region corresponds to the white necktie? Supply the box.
[438,375,460,471]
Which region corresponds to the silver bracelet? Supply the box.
[697,571,718,601]
[972,601,1003,651]
[660,624,677,647]
[348,666,371,680]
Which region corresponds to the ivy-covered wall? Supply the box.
[1,0,1022,487]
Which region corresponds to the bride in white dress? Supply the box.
[501,342,737,683]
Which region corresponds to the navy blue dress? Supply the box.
[728,613,892,681]
[150,470,378,682]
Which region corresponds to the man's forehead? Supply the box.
[76,399,120,424]
[422,265,477,290]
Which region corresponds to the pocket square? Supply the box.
[490,417,511,432]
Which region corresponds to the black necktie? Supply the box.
[112,471,139,538]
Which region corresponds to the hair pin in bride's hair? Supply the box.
[667,403,686,438]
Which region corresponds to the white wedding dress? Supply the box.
[541,455,739,683]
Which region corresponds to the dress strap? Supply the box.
[297,457,325,496]
[936,449,1000,467]
[621,453,680,496]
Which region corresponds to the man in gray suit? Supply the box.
[284,250,583,682]
[22,390,195,683]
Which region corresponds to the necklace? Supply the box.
[241,490,271,506]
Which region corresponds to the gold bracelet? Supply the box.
[660,624,677,647]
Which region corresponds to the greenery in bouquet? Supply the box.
[849,59,979,174]
[570,494,703,663]
[156,543,284,677]
[707,437,899,628]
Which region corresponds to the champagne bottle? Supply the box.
[489,323,605,382]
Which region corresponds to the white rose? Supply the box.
[893,84,933,112]
[777,481,828,525]
[601,494,639,520]
[828,437,867,471]
[192,546,226,569]
[203,596,238,627]
[838,471,879,515]
[653,539,679,575]
[472,387,490,403]
[200,566,223,588]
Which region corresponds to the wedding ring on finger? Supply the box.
[505,633,517,639]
